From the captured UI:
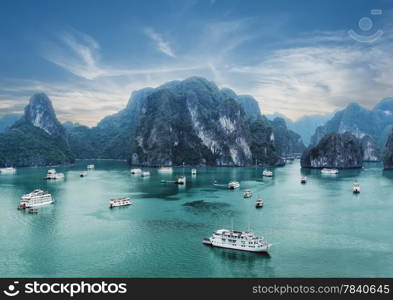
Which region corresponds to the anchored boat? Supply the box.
[19,189,54,208]
[300,176,307,184]
[109,197,132,208]
[321,168,339,175]
[353,182,360,193]
[130,168,142,174]
[87,164,95,170]
[191,168,197,175]
[158,167,173,173]
[243,189,252,198]
[228,181,240,190]
[203,229,271,253]
[262,169,273,177]
[141,171,150,177]
[177,176,186,185]
[44,169,64,180]
[255,199,264,208]
[0,167,16,174]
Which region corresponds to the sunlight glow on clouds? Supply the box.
[0,1,392,126]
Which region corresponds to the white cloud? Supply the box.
[144,28,176,58]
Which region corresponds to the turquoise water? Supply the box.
[1,160,393,277]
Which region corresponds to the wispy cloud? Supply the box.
[144,27,176,58]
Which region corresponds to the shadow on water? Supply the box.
[382,170,393,180]
[210,247,271,261]
[183,200,234,216]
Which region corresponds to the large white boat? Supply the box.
[141,171,150,177]
[228,181,240,190]
[19,189,54,208]
[109,197,132,208]
[87,164,95,170]
[191,168,197,175]
[158,167,173,173]
[0,167,16,174]
[177,176,186,184]
[262,169,273,177]
[353,182,360,193]
[203,229,271,253]
[130,168,142,174]
[321,168,339,175]
[44,169,64,180]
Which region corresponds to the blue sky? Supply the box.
[1,0,393,126]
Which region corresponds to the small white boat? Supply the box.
[191,168,197,175]
[321,168,339,175]
[203,229,271,253]
[243,189,252,198]
[130,168,142,174]
[87,164,95,170]
[0,167,16,174]
[158,167,173,173]
[44,169,64,180]
[262,169,273,177]
[80,172,87,178]
[301,176,307,184]
[177,176,186,184]
[20,189,54,208]
[109,197,132,208]
[141,171,150,177]
[255,199,264,208]
[228,181,240,190]
[353,182,360,193]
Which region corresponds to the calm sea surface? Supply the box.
[1,160,393,277]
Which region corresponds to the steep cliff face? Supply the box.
[0,93,74,167]
[249,116,284,166]
[270,117,305,157]
[361,135,381,162]
[383,129,393,170]
[24,93,65,137]
[301,132,363,169]
[131,77,255,166]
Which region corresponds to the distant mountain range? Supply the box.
[309,99,393,159]
[0,77,304,167]
[0,114,21,133]
[266,112,334,146]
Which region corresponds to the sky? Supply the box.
[1,0,393,126]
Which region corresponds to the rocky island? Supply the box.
[301,132,363,169]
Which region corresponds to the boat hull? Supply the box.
[207,242,269,253]
[25,200,54,208]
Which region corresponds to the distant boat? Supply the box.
[228,181,240,190]
[191,168,197,175]
[243,189,252,198]
[177,176,186,185]
[87,164,95,170]
[141,171,150,177]
[353,182,360,193]
[301,176,307,184]
[130,168,142,174]
[20,189,53,208]
[255,199,264,208]
[109,197,132,208]
[80,172,87,177]
[321,168,339,175]
[262,169,273,177]
[44,169,64,180]
[0,167,16,174]
[158,167,173,173]
[202,229,271,253]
